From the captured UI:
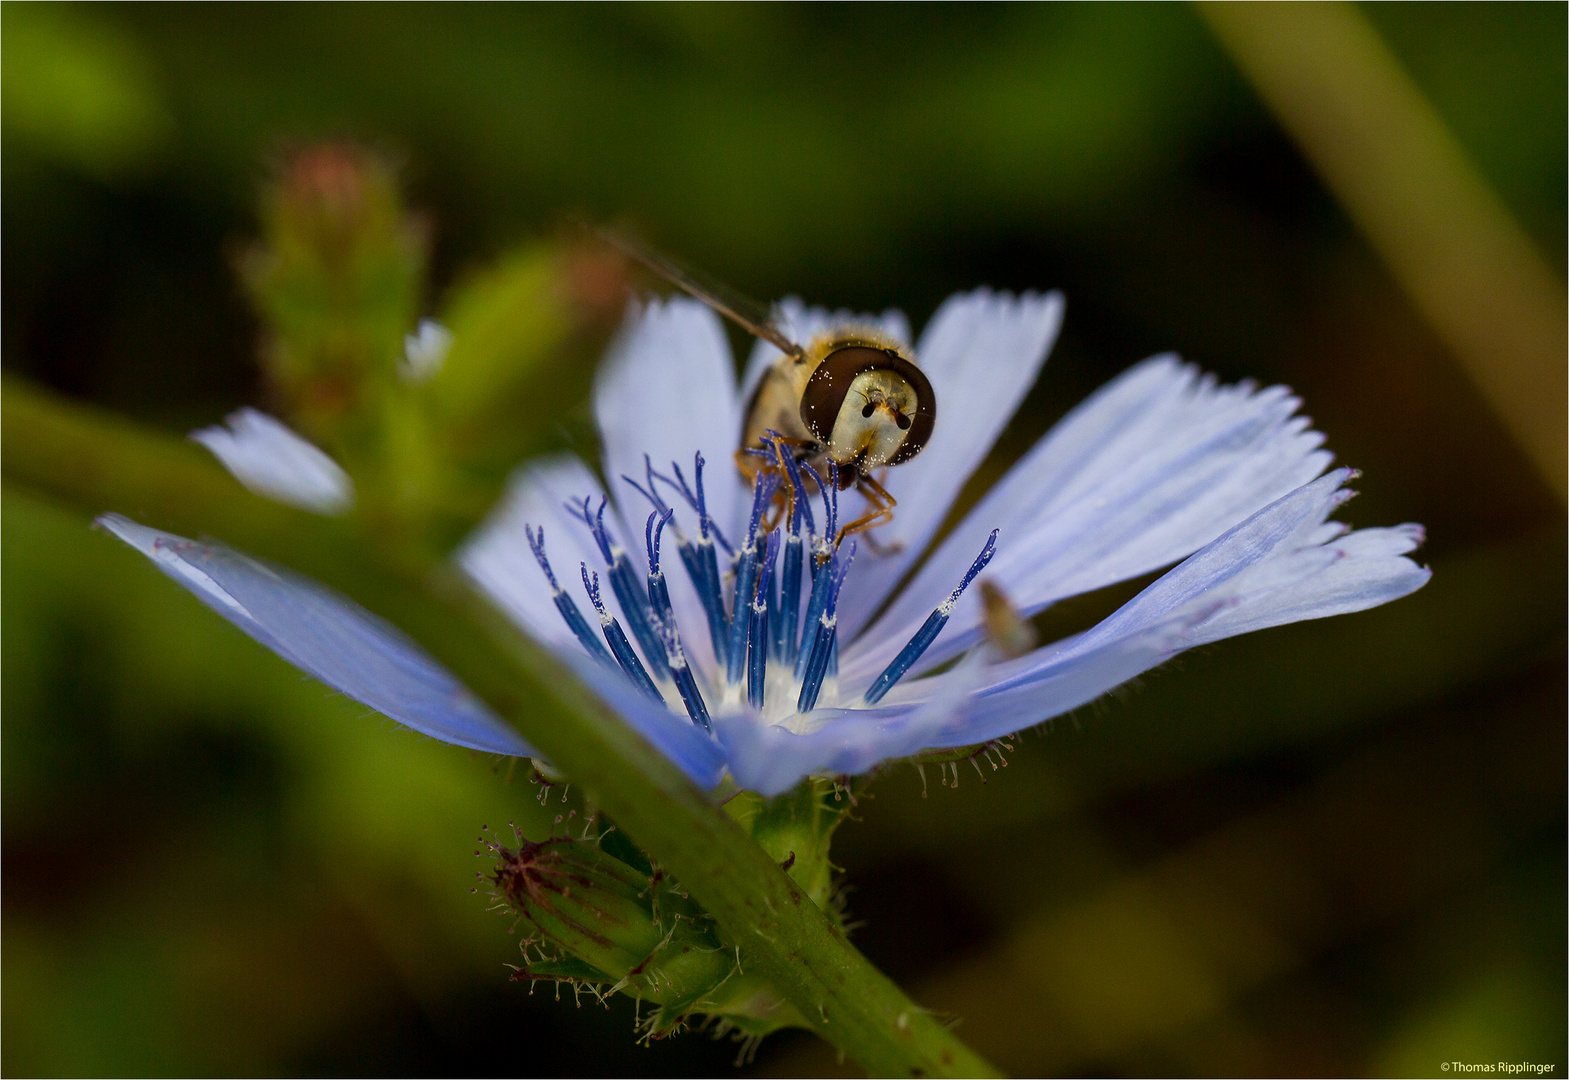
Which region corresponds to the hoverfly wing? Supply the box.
[593,226,804,359]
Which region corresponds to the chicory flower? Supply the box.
[101,291,1430,796]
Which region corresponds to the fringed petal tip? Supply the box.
[850,468,1432,757]
[843,351,1337,684]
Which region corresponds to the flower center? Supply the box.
[525,437,997,732]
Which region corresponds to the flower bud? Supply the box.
[484,830,802,1037]
[240,142,427,440]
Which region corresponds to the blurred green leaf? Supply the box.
[1,5,172,178]
[433,247,579,424]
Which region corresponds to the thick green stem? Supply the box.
[1,379,1000,1078]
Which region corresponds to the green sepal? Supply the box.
[724,776,859,912]
[488,778,864,1041]
[486,830,804,1037]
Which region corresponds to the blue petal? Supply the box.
[98,514,534,758]
[844,355,1333,688]
[715,654,990,796]
[723,470,1429,791]
[558,650,728,790]
[595,298,746,550]
[461,455,623,658]
[906,469,1430,746]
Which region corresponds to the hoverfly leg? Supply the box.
[836,472,902,551]
[769,435,818,457]
[765,435,819,529]
[860,530,905,558]
[734,448,765,487]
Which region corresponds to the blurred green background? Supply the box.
[3,3,1563,1076]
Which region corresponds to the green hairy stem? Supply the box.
[2,379,1000,1078]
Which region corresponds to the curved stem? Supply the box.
[1,379,1001,1079]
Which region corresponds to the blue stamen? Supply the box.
[581,564,663,704]
[823,463,840,545]
[661,453,733,556]
[725,473,780,686]
[633,457,729,671]
[792,472,846,685]
[655,452,736,671]
[799,462,840,564]
[861,530,999,706]
[767,533,786,661]
[793,547,837,681]
[763,434,812,664]
[671,454,735,660]
[643,508,694,679]
[690,534,729,673]
[656,616,711,732]
[725,545,757,686]
[568,496,616,564]
[755,436,788,662]
[797,542,857,712]
[578,496,671,682]
[525,525,615,666]
[610,554,670,680]
[644,509,676,627]
[778,530,805,665]
[645,507,662,567]
[640,509,711,731]
[748,530,781,709]
[778,444,816,537]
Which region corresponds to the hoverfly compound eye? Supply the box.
[800,344,936,471]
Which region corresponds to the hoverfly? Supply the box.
[596,229,935,543]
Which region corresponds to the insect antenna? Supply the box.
[591,225,805,359]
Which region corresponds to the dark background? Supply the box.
[4,4,1563,1076]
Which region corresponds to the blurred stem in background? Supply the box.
[1198,1,1568,503]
